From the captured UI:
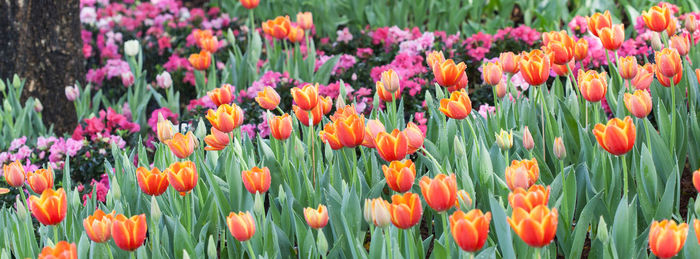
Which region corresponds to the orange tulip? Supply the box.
[156,113,176,142]
[166,161,198,194]
[293,104,323,127]
[593,116,636,156]
[204,127,230,151]
[164,132,196,159]
[227,211,256,241]
[578,70,608,102]
[666,17,678,37]
[439,89,472,120]
[389,192,423,229]
[543,31,574,65]
[482,62,503,85]
[287,26,305,43]
[655,48,683,79]
[380,69,401,93]
[433,59,467,88]
[335,114,365,148]
[3,160,25,187]
[291,84,319,111]
[29,188,67,225]
[598,24,625,51]
[111,214,147,251]
[419,174,457,212]
[508,185,550,213]
[362,119,386,148]
[426,50,446,69]
[255,86,280,110]
[642,5,672,32]
[27,167,54,194]
[697,69,700,85]
[198,36,219,53]
[687,15,697,33]
[624,90,653,118]
[670,34,690,56]
[376,81,401,102]
[456,190,473,209]
[499,52,520,74]
[551,60,575,77]
[375,129,409,162]
[296,12,313,30]
[656,67,683,87]
[649,219,688,259]
[136,167,169,196]
[365,198,392,228]
[574,38,588,61]
[449,209,491,252]
[632,64,654,90]
[262,16,291,39]
[206,104,244,133]
[241,166,271,194]
[208,84,234,107]
[319,96,332,115]
[505,159,540,191]
[319,123,343,150]
[240,0,259,9]
[448,72,469,92]
[38,241,77,259]
[695,220,700,246]
[192,29,213,43]
[507,205,558,247]
[269,113,293,140]
[404,122,424,154]
[587,11,612,37]
[188,50,211,71]
[83,209,115,243]
[618,56,638,80]
[304,205,329,229]
[692,169,700,193]
[382,159,416,193]
[519,49,550,86]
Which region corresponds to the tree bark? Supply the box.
[0,0,83,134]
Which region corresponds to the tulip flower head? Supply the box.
[404,122,425,154]
[655,48,683,79]
[618,56,638,80]
[304,205,329,229]
[241,166,271,194]
[389,192,423,229]
[164,132,197,159]
[362,119,386,148]
[505,159,540,191]
[439,89,472,120]
[29,188,67,225]
[574,38,588,61]
[632,64,654,90]
[508,185,550,213]
[136,167,170,196]
[297,12,313,30]
[166,161,198,194]
[495,129,514,150]
[449,209,492,252]
[334,111,365,148]
[693,169,700,193]
[522,126,534,151]
[293,104,323,127]
[499,52,520,74]
[593,116,636,156]
[518,49,550,86]
[269,113,293,140]
[375,129,409,162]
[206,104,245,133]
[624,90,653,118]
[156,113,176,142]
[482,62,503,85]
[419,174,458,212]
[319,123,343,150]
[542,31,575,65]
[83,209,115,243]
[376,81,401,103]
[426,50,446,69]
[648,219,688,259]
[507,205,558,247]
[686,15,697,33]
[382,159,416,193]
[240,0,259,9]
[670,34,690,56]
[111,214,148,251]
[578,70,608,103]
[3,160,25,188]
[204,127,230,151]
[364,198,392,228]
[642,5,672,32]
[262,16,292,39]
[38,241,77,259]
[553,137,566,160]
[188,50,211,70]
[208,84,234,107]
[255,86,281,110]
[432,59,467,88]
[27,167,54,194]
[587,11,612,37]
[380,69,401,93]
[291,83,320,111]
[598,24,625,51]
[287,26,305,43]
[227,211,256,241]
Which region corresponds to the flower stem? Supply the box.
[419,147,445,174]
[539,87,546,163]
[670,80,676,152]
[106,243,114,259]
[308,111,316,188]
[384,227,393,259]
[246,240,256,258]
[441,212,450,254]
[54,225,59,242]
[622,154,629,198]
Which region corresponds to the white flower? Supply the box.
[124,40,140,56]
[156,72,173,89]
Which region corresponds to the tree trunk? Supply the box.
[0,0,83,134]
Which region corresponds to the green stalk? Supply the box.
[246,241,256,258]
[54,225,59,242]
[131,252,136,259]
[622,154,629,198]
[539,87,546,163]
[106,243,114,259]
[308,111,316,188]
[384,227,393,259]
[670,80,676,152]
[441,212,450,254]
[419,147,445,174]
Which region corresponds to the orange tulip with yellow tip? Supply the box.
[164,132,196,159]
[111,214,147,251]
[508,205,558,247]
[269,113,293,140]
[578,70,608,102]
[375,129,409,162]
[291,84,319,111]
[624,90,653,118]
[655,48,683,79]
[255,86,280,110]
[642,5,672,32]
[136,166,170,196]
[593,116,636,156]
[456,190,473,209]
[293,104,323,127]
[304,205,329,229]
[3,160,25,188]
[335,113,365,148]
[448,72,469,92]
[670,34,690,56]
[29,188,67,225]
[542,31,574,65]
[439,89,472,120]
[204,127,230,151]
[319,123,343,150]
[296,12,313,30]
[499,52,520,74]
[156,113,176,142]
[574,38,588,61]
[227,211,256,241]
[656,67,683,87]
[449,209,491,252]
[426,50,445,69]
[206,103,244,133]
[380,69,401,93]
[262,16,291,39]
[389,192,423,229]
[648,219,688,259]
[38,241,77,259]
[198,36,219,53]
[482,62,503,85]
[27,167,54,194]
[518,49,550,86]
[83,209,115,243]
[598,24,625,51]
[208,84,234,107]
[587,11,612,37]
[241,166,271,194]
[508,185,550,213]
[165,161,198,194]
[432,59,467,88]
[404,122,424,154]
[376,81,401,102]
[505,159,540,191]
[240,0,259,9]
[361,119,385,148]
[632,64,654,90]
[188,50,211,71]
[551,60,574,77]
[287,26,305,43]
[618,56,638,80]
[382,159,416,193]
[419,173,457,212]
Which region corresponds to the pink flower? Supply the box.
[568,16,588,35]
[147,107,178,132]
[9,136,27,151]
[337,28,353,43]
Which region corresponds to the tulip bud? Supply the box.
[373,201,392,228]
[34,99,43,112]
[335,95,346,110]
[121,72,135,87]
[686,15,697,33]
[597,216,609,242]
[277,186,286,204]
[111,177,121,200]
[15,196,27,220]
[651,33,663,51]
[380,69,400,92]
[124,40,140,56]
[207,235,217,258]
[12,74,21,89]
[65,85,80,101]
[156,72,172,89]
[496,81,506,99]
[3,100,12,113]
[495,129,513,150]
[317,231,328,255]
[254,192,264,216]
[553,137,566,159]
[182,250,190,259]
[522,126,534,150]
[454,136,465,157]
[363,199,372,223]
[0,80,5,92]
[150,196,162,223]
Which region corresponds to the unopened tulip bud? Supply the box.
[34,100,43,112]
[597,216,609,242]
[12,74,20,89]
[156,72,172,89]
[454,136,465,157]
[363,199,372,223]
[496,81,506,99]
[651,33,663,51]
[124,40,140,56]
[16,196,27,220]
[150,196,162,223]
[335,96,346,110]
[380,69,400,92]
[522,126,534,150]
[0,80,5,92]
[686,15,697,33]
[553,137,566,159]
[317,231,328,255]
[495,129,513,150]
[121,72,135,87]
[207,235,217,258]
[65,85,80,101]
[4,100,12,113]
[277,186,286,203]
